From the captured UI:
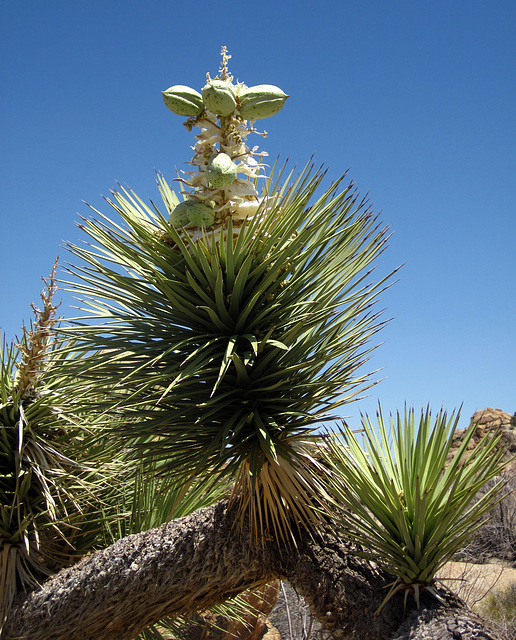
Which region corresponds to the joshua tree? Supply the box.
[1,49,506,640]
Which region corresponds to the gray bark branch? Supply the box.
[3,501,498,640]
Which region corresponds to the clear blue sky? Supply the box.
[1,0,514,428]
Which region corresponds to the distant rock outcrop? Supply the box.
[449,408,516,468]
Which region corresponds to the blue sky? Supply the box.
[1,1,514,428]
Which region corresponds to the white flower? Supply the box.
[232,200,261,219]
[227,180,259,197]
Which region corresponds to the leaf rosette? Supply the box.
[319,407,507,609]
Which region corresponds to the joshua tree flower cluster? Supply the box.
[161,47,288,241]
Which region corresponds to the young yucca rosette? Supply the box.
[319,407,506,610]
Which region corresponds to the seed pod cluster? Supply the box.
[161,59,289,239]
[162,81,288,121]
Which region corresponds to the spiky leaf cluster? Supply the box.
[0,271,119,631]
[320,407,507,609]
[65,161,390,540]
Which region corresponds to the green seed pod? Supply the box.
[238,84,289,120]
[170,201,214,228]
[162,85,204,117]
[206,153,238,189]
[169,201,193,227]
[202,80,237,117]
[186,201,215,227]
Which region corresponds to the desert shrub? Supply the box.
[458,472,516,563]
[481,583,516,640]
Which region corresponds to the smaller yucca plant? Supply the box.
[320,407,507,610]
[0,265,66,629]
[0,263,113,632]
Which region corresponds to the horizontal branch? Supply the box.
[4,501,498,640]
[4,502,276,640]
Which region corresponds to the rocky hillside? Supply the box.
[449,408,516,468]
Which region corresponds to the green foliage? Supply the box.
[63,162,391,540]
[479,583,516,640]
[320,407,507,609]
[483,585,516,622]
[0,337,113,629]
[5,49,504,637]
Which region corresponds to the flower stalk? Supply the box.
[162,46,288,241]
[15,259,61,400]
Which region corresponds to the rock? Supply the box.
[448,408,516,565]
[448,408,516,468]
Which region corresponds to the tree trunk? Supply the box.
[3,501,497,640]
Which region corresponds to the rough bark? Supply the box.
[3,501,498,640]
